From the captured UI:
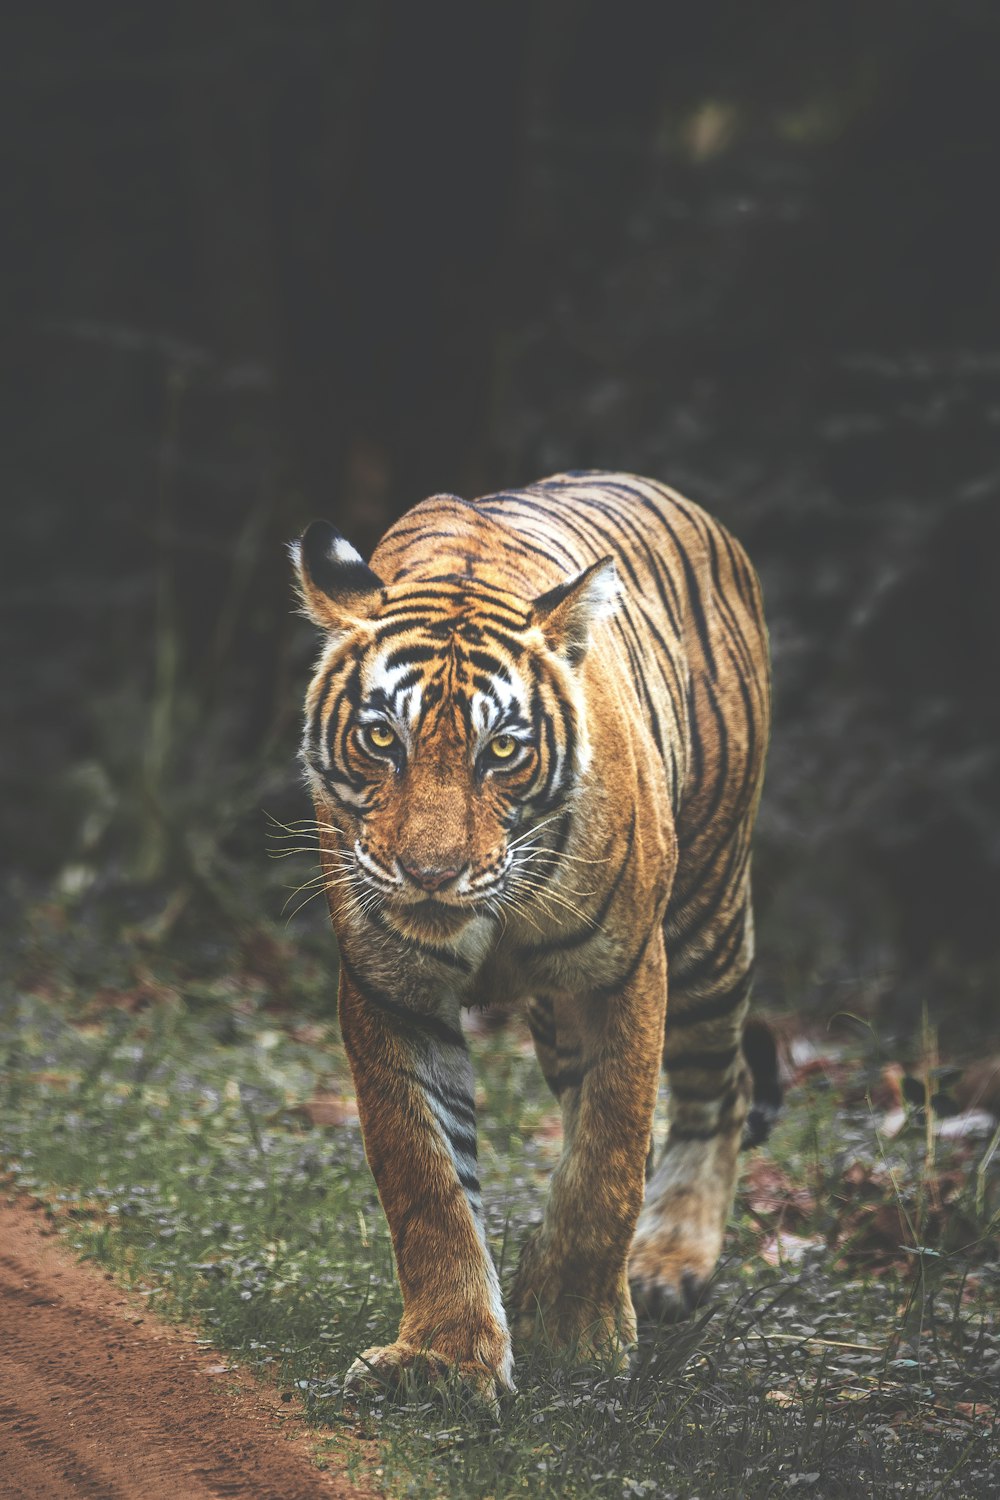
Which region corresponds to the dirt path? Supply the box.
[0,1200,374,1500]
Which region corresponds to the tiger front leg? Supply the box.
[338,970,513,1405]
[510,938,665,1365]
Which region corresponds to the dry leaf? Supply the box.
[743,1158,816,1224]
[760,1232,824,1266]
[293,1092,358,1128]
[955,1055,1000,1116]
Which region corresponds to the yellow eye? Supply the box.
[367,723,396,749]
[490,734,517,760]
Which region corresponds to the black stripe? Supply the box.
[612,613,669,763]
[676,711,753,863]
[664,1044,740,1072]
[669,1080,728,1103]
[666,832,750,949]
[387,665,426,696]
[331,700,369,794]
[682,674,730,846]
[365,906,476,978]
[465,647,510,677]
[476,622,527,659]
[372,615,437,643]
[469,672,509,702]
[515,808,636,958]
[383,642,442,669]
[372,602,527,639]
[555,1065,587,1094]
[591,921,658,1001]
[670,814,751,913]
[400,1069,477,1130]
[670,901,748,986]
[309,657,359,758]
[612,484,718,683]
[588,480,709,669]
[378,522,460,546]
[592,479,686,620]
[705,525,756,683]
[676,1081,742,1123]
[527,1014,556,1050]
[549,809,574,858]
[574,486,683,634]
[477,497,581,571]
[717,526,756,610]
[378,588,468,609]
[528,1022,556,1052]
[540,492,689,712]
[539,660,579,813]
[668,1123,724,1143]
[446,1124,480,1160]
[501,526,580,572]
[666,970,753,1029]
[485,492,610,577]
[339,950,466,1049]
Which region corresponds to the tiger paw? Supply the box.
[628,1263,711,1324]
[509,1235,635,1365]
[629,1132,738,1322]
[512,1298,635,1369]
[344,1338,513,1410]
[628,1221,720,1324]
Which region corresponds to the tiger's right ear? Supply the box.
[289,520,385,632]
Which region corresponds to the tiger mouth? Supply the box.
[350,855,508,931]
[390,896,478,938]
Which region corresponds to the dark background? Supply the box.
[3,1,999,1036]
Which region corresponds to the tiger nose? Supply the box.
[399,859,463,892]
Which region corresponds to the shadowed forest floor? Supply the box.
[1,888,998,1499]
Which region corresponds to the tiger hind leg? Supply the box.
[629,865,757,1322]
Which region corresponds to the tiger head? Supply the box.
[291,519,618,934]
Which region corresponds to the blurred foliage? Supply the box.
[2,1,999,1031]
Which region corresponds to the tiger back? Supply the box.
[292,470,771,1403]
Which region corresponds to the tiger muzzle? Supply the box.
[398,859,465,893]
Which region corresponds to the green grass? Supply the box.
[2,915,999,1499]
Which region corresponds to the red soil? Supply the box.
[0,1199,374,1499]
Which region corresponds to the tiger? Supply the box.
[291,470,772,1404]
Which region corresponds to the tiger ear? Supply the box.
[531,555,619,666]
[290,520,385,632]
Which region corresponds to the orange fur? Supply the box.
[292,472,770,1397]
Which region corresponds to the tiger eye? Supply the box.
[368,723,396,749]
[490,734,517,759]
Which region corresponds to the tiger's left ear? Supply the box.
[290,520,385,634]
[531,555,620,666]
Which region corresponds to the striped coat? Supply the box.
[292,470,771,1402]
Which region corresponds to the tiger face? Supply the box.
[292,520,618,936]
